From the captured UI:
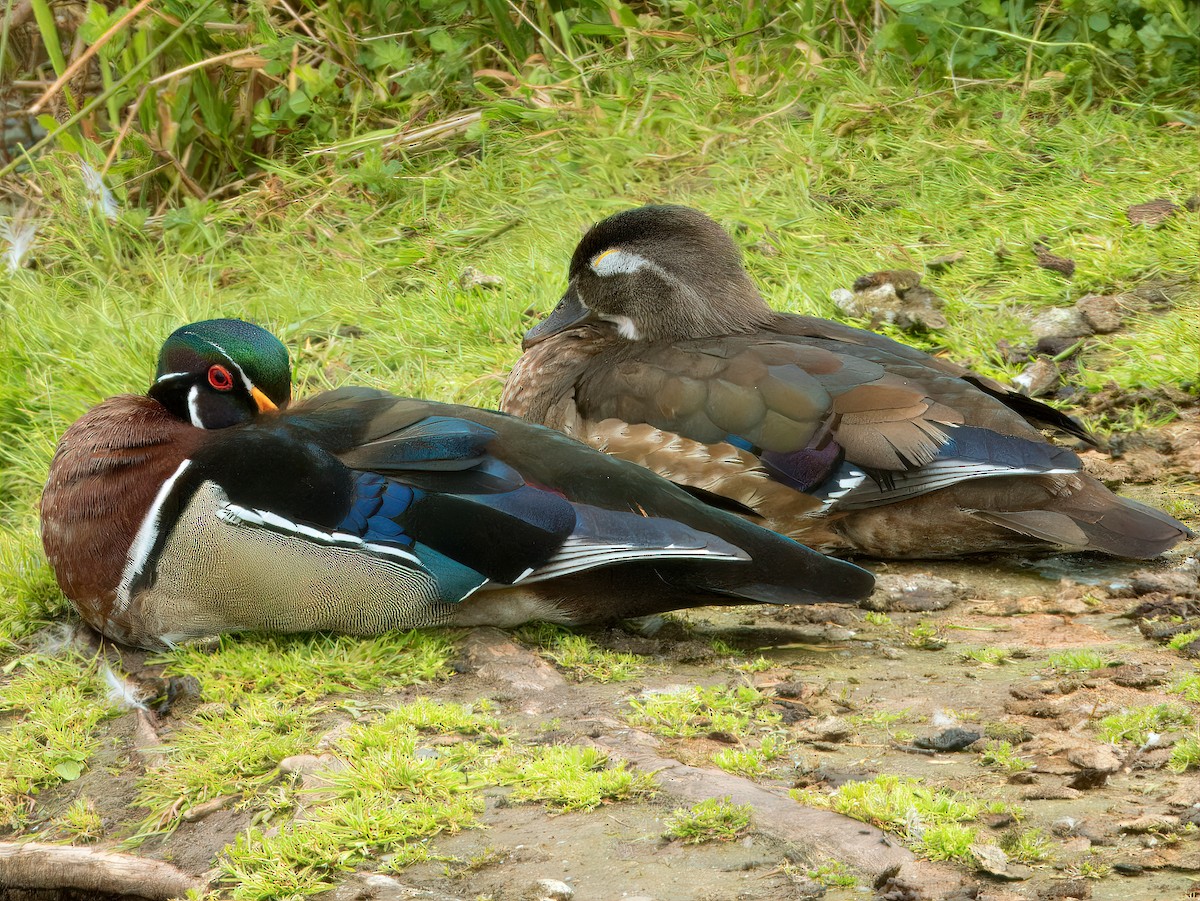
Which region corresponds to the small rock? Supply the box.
[458,266,505,290]
[279,754,331,776]
[833,270,947,331]
[1008,771,1038,785]
[861,573,961,612]
[1032,242,1076,276]
[774,680,810,700]
[1075,294,1125,333]
[1038,878,1092,899]
[1051,817,1079,836]
[1126,198,1178,227]
[914,728,982,752]
[1020,785,1083,801]
[1066,745,1121,773]
[524,878,573,901]
[1013,357,1060,397]
[1067,769,1110,790]
[1118,814,1176,835]
[1130,569,1200,598]
[1111,861,1143,875]
[807,715,852,743]
[1107,665,1168,688]
[1031,307,1092,341]
[925,250,966,270]
[971,842,1032,881]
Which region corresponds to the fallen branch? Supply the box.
[0,842,207,898]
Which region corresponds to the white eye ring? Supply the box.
[590,248,650,277]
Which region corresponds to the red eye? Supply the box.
[208,365,234,391]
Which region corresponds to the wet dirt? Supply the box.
[2,426,1198,901]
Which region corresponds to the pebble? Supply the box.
[1030,307,1092,341]
[1051,816,1079,836]
[525,879,573,901]
[458,266,505,290]
[914,728,982,752]
[1075,294,1124,333]
[1012,357,1060,397]
[807,716,852,742]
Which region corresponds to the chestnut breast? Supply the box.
[40,395,202,632]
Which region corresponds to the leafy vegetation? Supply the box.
[625,684,778,738]
[1048,648,1108,672]
[663,797,753,845]
[1096,702,1194,744]
[517,623,647,682]
[794,775,1016,863]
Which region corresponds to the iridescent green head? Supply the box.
[149,319,292,428]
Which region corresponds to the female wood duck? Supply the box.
[501,205,1191,559]
[39,319,873,650]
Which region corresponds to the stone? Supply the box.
[458,266,505,290]
[1066,745,1121,773]
[1075,294,1124,333]
[524,879,573,901]
[971,843,1032,881]
[1012,358,1060,397]
[861,572,962,612]
[1030,307,1091,341]
[808,716,852,743]
[914,728,982,752]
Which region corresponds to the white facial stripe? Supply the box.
[115,459,192,612]
[590,249,651,277]
[600,314,640,340]
[186,384,204,428]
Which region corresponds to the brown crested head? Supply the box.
[524,205,772,347]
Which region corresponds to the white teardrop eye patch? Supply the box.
[590,247,650,276]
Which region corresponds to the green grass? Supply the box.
[625,684,779,739]
[979,740,1029,774]
[1048,649,1108,673]
[517,624,647,683]
[793,775,1016,863]
[1096,703,1194,744]
[491,744,656,811]
[0,653,118,829]
[663,797,753,845]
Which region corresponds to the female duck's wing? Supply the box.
[569,337,1083,516]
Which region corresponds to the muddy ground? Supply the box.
[1,406,1197,901]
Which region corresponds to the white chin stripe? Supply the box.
[601,314,640,341]
[590,248,651,277]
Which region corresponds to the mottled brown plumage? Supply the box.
[502,205,1191,559]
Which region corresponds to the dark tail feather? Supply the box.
[672,527,875,605]
[974,477,1192,559]
[964,377,1097,446]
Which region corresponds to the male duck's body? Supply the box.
[41,319,872,650]
[501,205,1191,559]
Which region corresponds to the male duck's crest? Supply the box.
[40,318,873,649]
[149,318,291,429]
[503,204,1192,560]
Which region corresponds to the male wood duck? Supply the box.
[501,205,1192,559]
[39,319,873,650]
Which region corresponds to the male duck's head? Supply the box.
[525,204,772,347]
[148,319,292,428]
